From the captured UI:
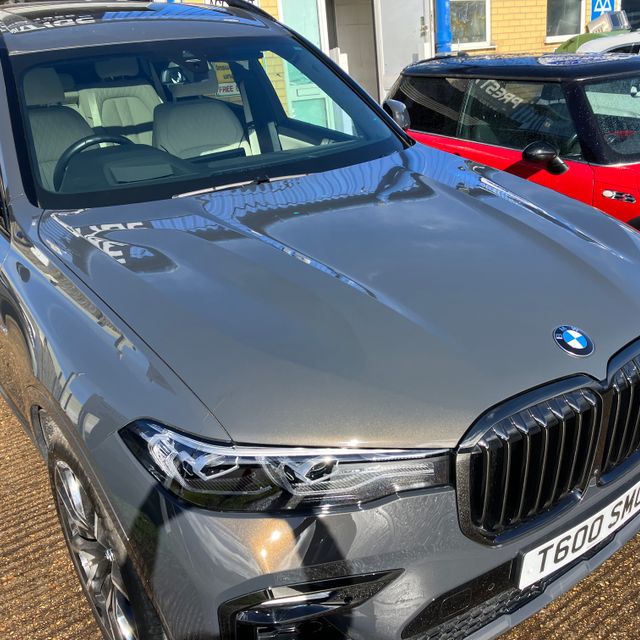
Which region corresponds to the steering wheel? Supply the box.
[562,133,580,156]
[53,134,133,191]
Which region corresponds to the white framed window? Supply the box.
[545,0,586,44]
[451,0,492,50]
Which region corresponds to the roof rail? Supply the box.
[209,0,274,22]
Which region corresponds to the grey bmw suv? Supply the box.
[3,1,640,639]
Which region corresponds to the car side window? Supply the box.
[459,80,582,158]
[610,44,640,54]
[391,76,469,136]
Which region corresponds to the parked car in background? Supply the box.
[388,53,640,228]
[557,30,640,54]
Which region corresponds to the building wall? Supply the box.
[481,0,592,54]
[470,0,628,55]
[260,0,281,20]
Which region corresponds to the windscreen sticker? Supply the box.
[475,79,524,109]
[0,4,262,34]
[0,15,97,34]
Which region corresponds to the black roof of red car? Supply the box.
[403,53,640,82]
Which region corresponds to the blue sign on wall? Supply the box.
[592,0,615,18]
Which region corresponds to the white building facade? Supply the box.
[256,0,436,101]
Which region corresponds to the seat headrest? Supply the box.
[167,70,219,100]
[95,57,139,80]
[58,73,76,92]
[24,67,65,107]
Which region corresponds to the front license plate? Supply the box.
[519,479,640,589]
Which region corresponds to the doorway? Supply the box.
[279,0,334,127]
[326,0,380,98]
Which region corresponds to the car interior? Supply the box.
[459,81,583,158]
[19,46,374,201]
[585,78,640,155]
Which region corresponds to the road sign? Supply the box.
[592,0,614,18]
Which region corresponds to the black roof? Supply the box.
[403,53,640,81]
[0,0,283,54]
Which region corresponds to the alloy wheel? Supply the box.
[54,461,139,640]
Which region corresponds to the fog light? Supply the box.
[220,570,402,640]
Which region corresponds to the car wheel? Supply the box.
[48,439,166,640]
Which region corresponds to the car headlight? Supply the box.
[120,421,451,512]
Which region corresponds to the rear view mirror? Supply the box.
[383,99,411,130]
[522,141,569,175]
[161,67,187,85]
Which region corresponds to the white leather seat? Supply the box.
[153,72,250,159]
[24,68,94,191]
[78,57,161,145]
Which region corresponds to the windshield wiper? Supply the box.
[173,174,308,199]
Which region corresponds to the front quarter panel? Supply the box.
[592,163,640,226]
[0,216,230,453]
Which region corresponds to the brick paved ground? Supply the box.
[1,399,640,640]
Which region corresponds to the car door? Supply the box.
[398,75,595,206]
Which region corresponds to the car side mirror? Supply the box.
[383,99,411,130]
[522,141,569,175]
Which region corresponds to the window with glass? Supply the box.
[392,76,470,136]
[459,79,581,157]
[610,44,640,54]
[547,0,583,37]
[451,0,489,45]
[584,76,640,159]
[12,36,403,209]
[622,0,640,29]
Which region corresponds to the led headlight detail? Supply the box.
[120,421,451,512]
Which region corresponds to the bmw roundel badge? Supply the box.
[553,326,594,357]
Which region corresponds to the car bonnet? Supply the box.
[39,144,640,448]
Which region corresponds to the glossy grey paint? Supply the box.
[1,5,640,640]
[38,143,640,449]
[93,425,640,640]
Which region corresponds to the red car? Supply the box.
[387,54,640,228]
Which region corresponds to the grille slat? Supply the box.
[532,407,551,514]
[604,376,628,471]
[521,414,543,519]
[629,386,640,454]
[578,392,600,487]
[513,415,531,523]
[565,406,583,491]
[556,403,578,500]
[496,426,512,529]
[547,400,567,507]
[465,389,601,537]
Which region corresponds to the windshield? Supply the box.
[584,75,640,162]
[10,36,404,208]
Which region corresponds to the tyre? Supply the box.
[47,437,166,640]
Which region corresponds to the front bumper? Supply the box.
[92,433,640,640]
